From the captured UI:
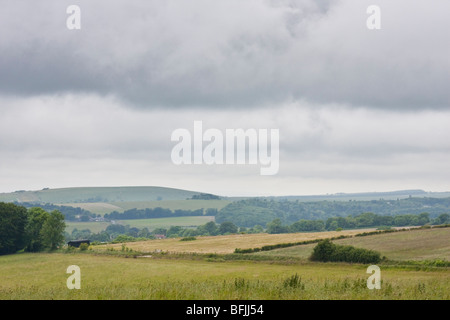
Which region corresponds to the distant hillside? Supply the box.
[216,196,450,227]
[269,189,450,202]
[0,186,209,204]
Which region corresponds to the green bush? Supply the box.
[180,236,197,241]
[309,239,381,264]
[79,243,89,251]
[283,273,304,289]
[64,245,77,253]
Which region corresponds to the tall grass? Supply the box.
[0,253,448,300]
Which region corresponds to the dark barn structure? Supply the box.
[67,239,91,248]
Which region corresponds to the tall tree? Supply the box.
[25,207,50,252]
[218,221,238,234]
[41,210,66,250]
[266,219,289,234]
[0,202,28,255]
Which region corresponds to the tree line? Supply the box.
[103,207,217,220]
[68,220,257,243]
[265,212,449,234]
[0,203,66,255]
[13,202,96,221]
[68,211,450,243]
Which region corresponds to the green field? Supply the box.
[252,227,450,261]
[1,225,449,300]
[0,253,448,300]
[65,216,216,233]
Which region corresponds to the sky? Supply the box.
[0,0,449,196]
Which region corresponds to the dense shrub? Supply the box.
[180,236,197,241]
[309,239,381,264]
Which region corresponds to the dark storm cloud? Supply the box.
[0,0,449,110]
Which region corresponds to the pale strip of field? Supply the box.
[65,221,111,233]
[110,199,231,211]
[60,199,231,215]
[58,202,123,215]
[115,216,215,230]
[96,228,377,254]
[65,216,215,233]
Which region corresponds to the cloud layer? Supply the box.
[0,1,449,195]
[1,0,449,109]
[1,96,450,195]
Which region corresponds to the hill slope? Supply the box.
[0,186,208,204]
[253,227,450,261]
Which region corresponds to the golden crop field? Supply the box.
[95,228,377,254]
[253,227,450,261]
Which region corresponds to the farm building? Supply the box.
[67,239,91,248]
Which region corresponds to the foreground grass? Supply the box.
[0,252,448,300]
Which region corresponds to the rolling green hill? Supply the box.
[0,186,211,204]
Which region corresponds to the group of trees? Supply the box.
[216,197,450,227]
[324,212,435,230]
[0,203,66,255]
[68,220,256,243]
[104,207,212,220]
[310,239,381,264]
[265,212,450,234]
[189,193,221,200]
[148,220,263,238]
[14,202,96,221]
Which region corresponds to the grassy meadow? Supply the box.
[0,186,202,203]
[1,226,449,300]
[0,252,448,300]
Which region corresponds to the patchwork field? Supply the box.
[1,227,449,300]
[252,227,450,261]
[96,228,377,254]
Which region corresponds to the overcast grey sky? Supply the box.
[0,0,449,196]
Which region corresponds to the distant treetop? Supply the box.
[189,193,221,200]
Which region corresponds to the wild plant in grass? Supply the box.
[283,273,305,290]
